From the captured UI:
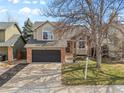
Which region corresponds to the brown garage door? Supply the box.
[32,50,61,62]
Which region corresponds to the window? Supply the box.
[79,40,85,48]
[43,31,54,40]
[66,42,71,53]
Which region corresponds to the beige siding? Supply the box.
[0,31,5,42]
[33,31,37,39]
[35,27,42,40]
[34,23,59,40]
[5,25,20,41]
[76,48,87,55]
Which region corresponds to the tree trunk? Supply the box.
[96,45,102,68]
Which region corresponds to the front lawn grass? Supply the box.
[62,61,124,85]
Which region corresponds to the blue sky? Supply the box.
[0,0,56,28]
[1,0,124,29]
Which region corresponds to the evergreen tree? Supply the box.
[22,18,33,41]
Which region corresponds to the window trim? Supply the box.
[42,30,54,41]
[78,40,85,49]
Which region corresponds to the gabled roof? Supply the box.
[0,22,22,34]
[25,37,67,48]
[33,21,64,31]
[61,25,88,40]
[0,22,16,30]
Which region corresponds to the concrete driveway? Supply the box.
[0,63,124,93]
[0,63,62,93]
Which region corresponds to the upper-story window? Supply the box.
[43,31,54,40]
[79,40,85,48]
[42,26,54,40]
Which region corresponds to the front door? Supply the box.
[76,40,87,55]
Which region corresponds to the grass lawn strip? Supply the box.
[62,61,124,85]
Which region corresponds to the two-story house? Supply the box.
[0,22,25,62]
[25,21,88,63]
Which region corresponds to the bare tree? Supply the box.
[6,12,17,22]
[45,0,124,68]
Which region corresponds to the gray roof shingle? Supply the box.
[0,35,20,47]
[25,37,67,48]
[0,22,16,30]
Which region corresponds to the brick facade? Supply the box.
[8,47,13,63]
[27,48,32,63]
[61,48,65,63]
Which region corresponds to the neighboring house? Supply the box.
[0,22,25,62]
[102,23,124,59]
[25,21,88,63]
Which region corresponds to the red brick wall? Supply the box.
[8,47,13,62]
[61,48,65,63]
[27,48,32,63]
